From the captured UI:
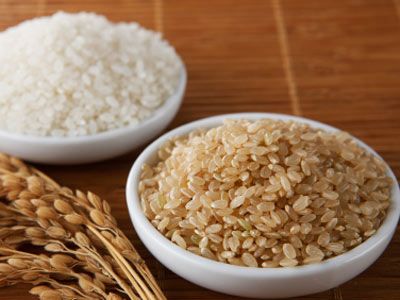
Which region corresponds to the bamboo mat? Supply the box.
[0,0,399,299]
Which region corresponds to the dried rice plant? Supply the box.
[0,153,166,300]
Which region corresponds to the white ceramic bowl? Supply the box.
[126,113,400,299]
[0,62,186,165]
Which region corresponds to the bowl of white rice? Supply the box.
[0,12,186,164]
[126,113,400,298]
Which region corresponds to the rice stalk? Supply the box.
[0,153,166,300]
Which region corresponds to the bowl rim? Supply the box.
[0,58,187,144]
[126,112,400,278]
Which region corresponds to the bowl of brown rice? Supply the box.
[126,113,399,298]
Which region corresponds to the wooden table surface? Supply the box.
[0,0,399,299]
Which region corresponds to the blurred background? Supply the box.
[0,0,399,299]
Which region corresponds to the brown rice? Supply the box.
[139,119,392,267]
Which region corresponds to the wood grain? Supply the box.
[0,0,399,299]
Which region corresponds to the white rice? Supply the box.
[0,12,181,137]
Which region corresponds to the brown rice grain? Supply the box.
[140,119,392,268]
